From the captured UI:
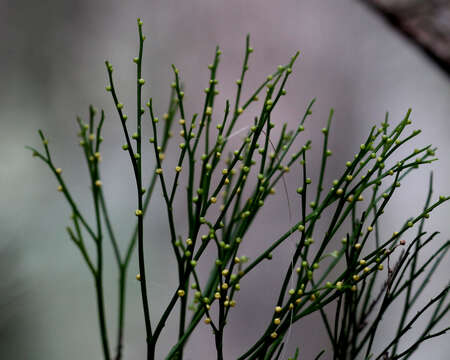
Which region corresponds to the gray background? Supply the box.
[0,0,449,359]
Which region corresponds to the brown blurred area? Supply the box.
[0,0,449,359]
[362,0,450,75]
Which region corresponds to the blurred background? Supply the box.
[0,0,449,359]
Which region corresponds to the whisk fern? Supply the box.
[28,19,449,360]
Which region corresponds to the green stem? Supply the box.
[115,267,127,360]
[95,275,111,360]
